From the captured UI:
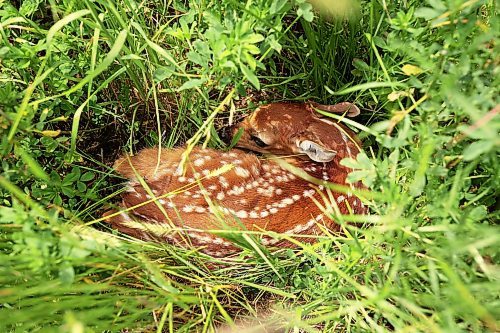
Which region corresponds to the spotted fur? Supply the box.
[104,102,367,257]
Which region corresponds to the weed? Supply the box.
[0,0,498,332]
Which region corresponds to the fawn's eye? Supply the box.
[250,135,268,148]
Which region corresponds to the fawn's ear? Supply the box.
[297,140,337,162]
[309,101,360,117]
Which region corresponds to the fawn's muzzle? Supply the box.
[219,124,236,144]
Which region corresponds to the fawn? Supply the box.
[103,102,367,257]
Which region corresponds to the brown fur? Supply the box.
[103,102,367,257]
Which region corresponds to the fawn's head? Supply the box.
[229,102,360,162]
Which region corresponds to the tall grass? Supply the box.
[1,0,498,332]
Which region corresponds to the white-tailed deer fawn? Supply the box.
[104,102,367,257]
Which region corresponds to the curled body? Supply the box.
[104,102,367,257]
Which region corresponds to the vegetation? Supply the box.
[0,0,498,331]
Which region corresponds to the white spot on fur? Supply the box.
[337,195,345,203]
[193,158,205,167]
[236,210,248,219]
[182,205,195,213]
[219,176,229,188]
[120,212,132,221]
[262,238,280,245]
[285,214,323,234]
[235,167,250,178]
[187,232,212,244]
[213,238,224,245]
[232,186,245,195]
[212,237,232,247]
[195,206,206,213]
[303,189,315,198]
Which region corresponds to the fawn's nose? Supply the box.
[219,124,236,145]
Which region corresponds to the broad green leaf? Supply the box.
[153,66,174,82]
[227,128,244,149]
[270,0,288,14]
[297,1,314,22]
[245,33,264,44]
[177,78,207,91]
[463,140,494,161]
[80,172,95,182]
[240,63,260,89]
[352,58,370,71]
[267,35,282,52]
[414,7,440,20]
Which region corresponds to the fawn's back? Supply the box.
[104,102,367,257]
